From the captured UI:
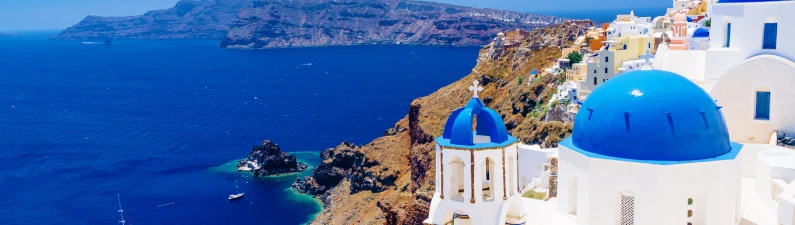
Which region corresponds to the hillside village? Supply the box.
[423,0,795,225]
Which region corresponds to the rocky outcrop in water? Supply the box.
[52,0,251,40]
[237,140,308,176]
[220,0,566,48]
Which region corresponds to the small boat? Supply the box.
[229,193,244,200]
[229,180,244,201]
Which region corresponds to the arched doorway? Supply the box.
[482,157,495,201]
[449,157,466,201]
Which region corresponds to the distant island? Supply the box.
[51,0,567,48]
[53,0,250,40]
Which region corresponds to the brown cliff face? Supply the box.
[296,22,589,225]
[220,0,566,48]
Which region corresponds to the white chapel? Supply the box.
[425,81,527,225]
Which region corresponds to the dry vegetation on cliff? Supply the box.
[301,22,588,225]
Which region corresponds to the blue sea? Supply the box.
[0,32,479,224]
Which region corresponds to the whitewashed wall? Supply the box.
[557,146,741,225]
[710,55,795,144]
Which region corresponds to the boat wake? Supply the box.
[157,202,175,207]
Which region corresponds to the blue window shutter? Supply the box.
[726,23,731,47]
[763,23,777,49]
[755,91,771,120]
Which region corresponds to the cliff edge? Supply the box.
[294,22,589,224]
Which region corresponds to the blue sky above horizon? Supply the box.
[0,0,670,31]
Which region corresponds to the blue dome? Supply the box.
[686,16,693,22]
[436,98,516,148]
[693,28,710,38]
[565,70,737,162]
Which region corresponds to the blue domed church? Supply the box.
[425,81,526,225]
[556,69,743,225]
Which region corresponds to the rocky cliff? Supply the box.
[294,22,589,225]
[220,0,566,48]
[52,0,251,40]
[237,140,308,176]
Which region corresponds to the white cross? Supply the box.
[469,80,484,98]
[639,49,654,70]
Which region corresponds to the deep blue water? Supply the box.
[0,32,479,224]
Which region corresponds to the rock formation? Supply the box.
[220,0,565,48]
[237,140,308,176]
[52,0,251,40]
[294,22,590,225]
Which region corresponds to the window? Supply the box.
[605,68,608,74]
[619,192,635,225]
[648,43,651,48]
[763,23,778,49]
[593,77,597,85]
[593,70,597,74]
[726,23,732,47]
[605,57,609,62]
[755,91,771,120]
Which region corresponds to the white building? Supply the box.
[607,11,652,39]
[577,50,616,100]
[689,27,710,50]
[423,2,795,224]
[654,0,795,144]
[425,81,526,225]
[558,69,743,225]
[518,144,557,191]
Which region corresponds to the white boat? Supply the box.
[228,193,244,200]
[228,180,244,201]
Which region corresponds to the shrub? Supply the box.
[522,189,547,200]
[518,77,525,86]
[566,51,583,65]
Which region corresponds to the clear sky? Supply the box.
[0,0,670,32]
